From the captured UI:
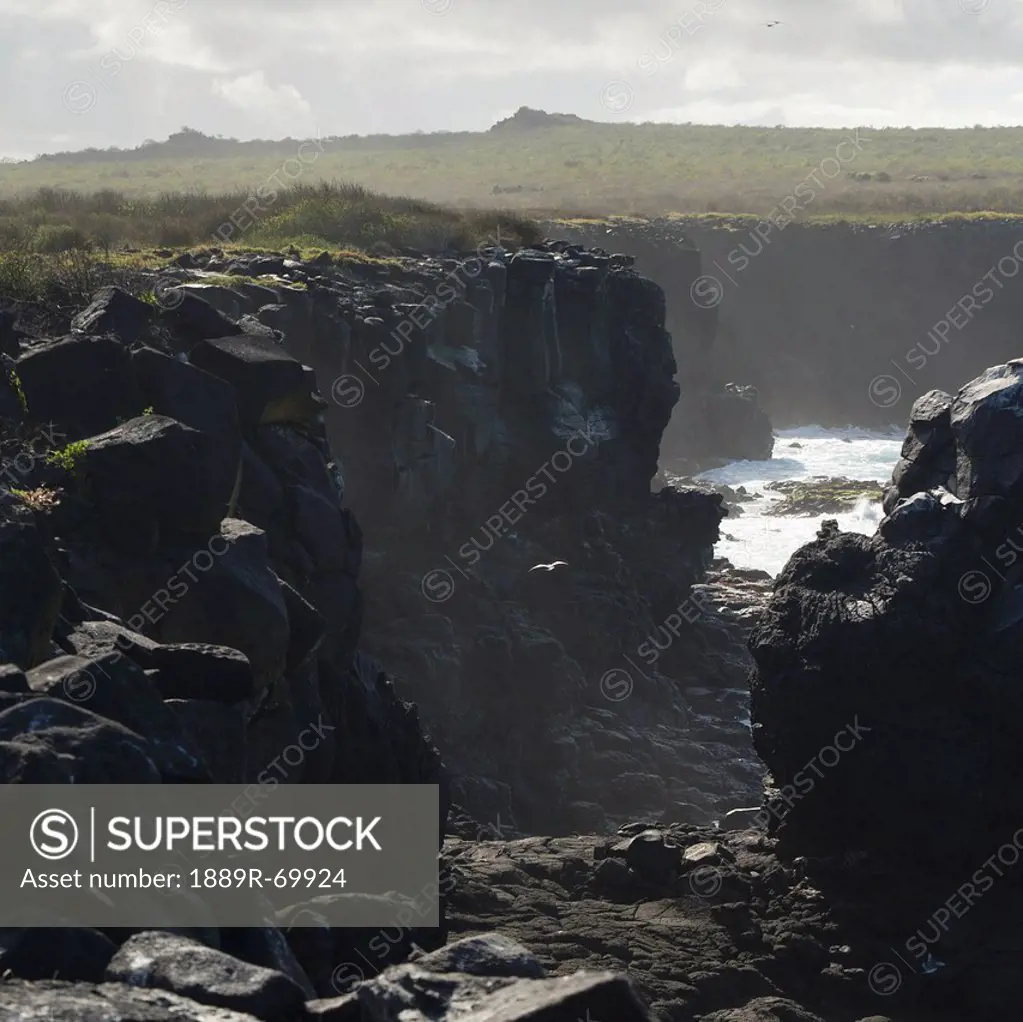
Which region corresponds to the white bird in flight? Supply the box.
[529,561,569,572]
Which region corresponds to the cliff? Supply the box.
[4,236,1019,1020]
[128,241,760,836]
[0,239,760,1018]
[746,360,1023,1018]
[555,216,1023,431]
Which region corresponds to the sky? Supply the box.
[1,0,1020,159]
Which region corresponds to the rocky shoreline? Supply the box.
[0,236,1013,1021]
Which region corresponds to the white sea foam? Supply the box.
[683,426,904,577]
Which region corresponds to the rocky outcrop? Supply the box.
[556,216,1023,430]
[444,826,987,1022]
[106,242,761,834]
[0,930,654,1021]
[670,382,775,467]
[0,289,446,997]
[0,239,764,1019]
[747,360,1023,1015]
[552,220,775,467]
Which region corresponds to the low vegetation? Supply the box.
[3,118,1021,309]
[4,119,1023,218]
[0,178,543,306]
[0,179,542,254]
[9,485,61,511]
[45,439,90,473]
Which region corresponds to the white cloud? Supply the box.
[683,59,746,93]
[212,70,311,122]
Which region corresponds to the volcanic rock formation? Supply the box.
[119,240,763,835]
[552,219,775,467]
[746,359,1023,1015]
[0,238,762,1020]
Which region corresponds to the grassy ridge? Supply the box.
[0,181,542,254]
[5,122,1023,217]
[0,180,542,308]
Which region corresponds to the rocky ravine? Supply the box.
[0,240,765,1021]
[3,241,1009,1021]
[127,241,765,836]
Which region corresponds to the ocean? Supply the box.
[689,426,905,576]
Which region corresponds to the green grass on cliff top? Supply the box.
[0,180,542,255]
[0,180,545,306]
[7,121,1023,220]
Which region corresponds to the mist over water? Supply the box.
[689,426,904,576]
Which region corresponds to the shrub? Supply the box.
[0,180,543,259]
[32,223,90,253]
[46,439,90,473]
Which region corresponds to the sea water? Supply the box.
[688,426,904,577]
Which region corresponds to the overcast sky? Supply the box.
[1,0,1019,159]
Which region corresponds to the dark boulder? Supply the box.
[190,334,325,428]
[699,998,828,1022]
[80,415,238,545]
[160,288,244,342]
[625,829,681,883]
[0,664,29,692]
[0,979,264,1020]
[229,255,287,276]
[71,286,153,343]
[15,335,142,442]
[236,314,283,345]
[352,964,652,1022]
[951,359,1023,500]
[217,926,317,1000]
[411,932,546,979]
[0,737,78,782]
[883,389,955,514]
[61,619,160,665]
[0,698,163,783]
[105,931,307,1021]
[131,346,242,452]
[25,653,209,781]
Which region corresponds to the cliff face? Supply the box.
[136,242,757,836]
[0,287,448,999]
[556,218,1023,430]
[0,242,764,1016]
[549,222,774,466]
[744,364,1023,1016]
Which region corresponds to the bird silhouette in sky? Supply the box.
[765,20,783,27]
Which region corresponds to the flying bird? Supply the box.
[528,561,569,572]
[765,20,783,27]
